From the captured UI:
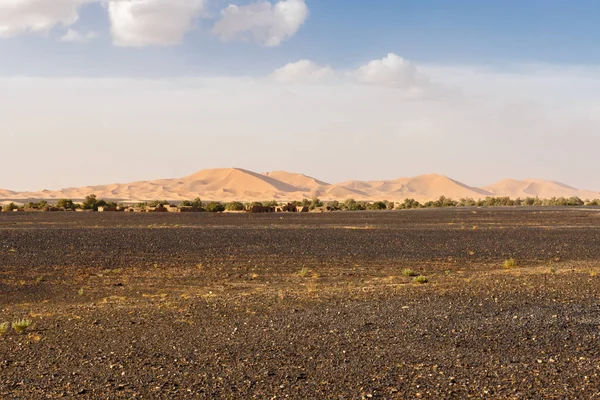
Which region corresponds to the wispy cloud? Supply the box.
[59,28,98,43]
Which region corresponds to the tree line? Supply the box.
[1,194,599,212]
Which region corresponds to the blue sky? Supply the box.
[3,0,600,77]
[1,0,600,192]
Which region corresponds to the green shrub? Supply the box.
[205,202,225,212]
[298,267,310,277]
[401,268,418,277]
[56,199,76,210]
[225,201,245,211]
[369,201,387,210]
[0,322,9,336]
[504,258,516,268]
[309,198,323,210]
[12,319,32,334]
[414,276,429,284]
[397,198,421,209]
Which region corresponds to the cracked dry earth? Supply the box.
[1,208,600,399]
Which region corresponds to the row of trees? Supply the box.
[2,195,599,212]
[395,196,589,209]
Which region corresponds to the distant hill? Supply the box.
[2,169,599,202]
[483,179,600,200]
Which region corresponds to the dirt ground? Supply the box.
[2,208,600,399]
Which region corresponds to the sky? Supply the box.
[1,0,600,191]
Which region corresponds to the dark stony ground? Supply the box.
[1,208,600,399]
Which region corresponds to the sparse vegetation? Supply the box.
[414,276,429,284]
[401,268,419,277]
[298,267,310,277]
[12,319,32,334]
[504,258,517,268]
[0,322,9,336]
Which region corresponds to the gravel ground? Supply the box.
[1,208,600,399]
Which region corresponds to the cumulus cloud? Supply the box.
[212,0,308,47]
[0,0,90,38]
[353,53,432,92]
[59,28,98,43]
[272,54,436,97]
[271,60,334,83]
[107,0,206,47]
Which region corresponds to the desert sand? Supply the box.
[1,168,599,202]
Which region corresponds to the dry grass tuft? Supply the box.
[12,319,32,334]
[298,267,310,277]
[401,268,419,277]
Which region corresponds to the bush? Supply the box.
[458,198,476,207]
[12,319,32,334]
[343,199,365,211]
[401,268,418,277]
[0,322,9,336]
[205,202,225,212]
[181,198,203,208]
[414,276,429,284]
[326,200,340,210]
[56,199,75,210]
[369,201,387,210]
[309,198,323,210]
[504,258,516,268]
[225,201,244,211]
[24,200,49,210]
[397,198,421,209]
[82,194,98,210]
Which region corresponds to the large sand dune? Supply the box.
[2,168,599,202]
[483,179,600,200]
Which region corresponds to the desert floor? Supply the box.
[2,208,600,399]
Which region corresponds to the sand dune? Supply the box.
[0,189,16,198]
[326,174,493,202]
[263,171,329,191]
[483,179,600,200]
[2,169,599,202]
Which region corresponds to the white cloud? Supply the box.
[107,0,206,47]
[212,0,308,47]
[353,53,432,92]
[0,0,90,38]
[272,54,436,97]
[272,60,333,83]
[59,28,98,43]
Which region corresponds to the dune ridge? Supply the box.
[1,169,599,202]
